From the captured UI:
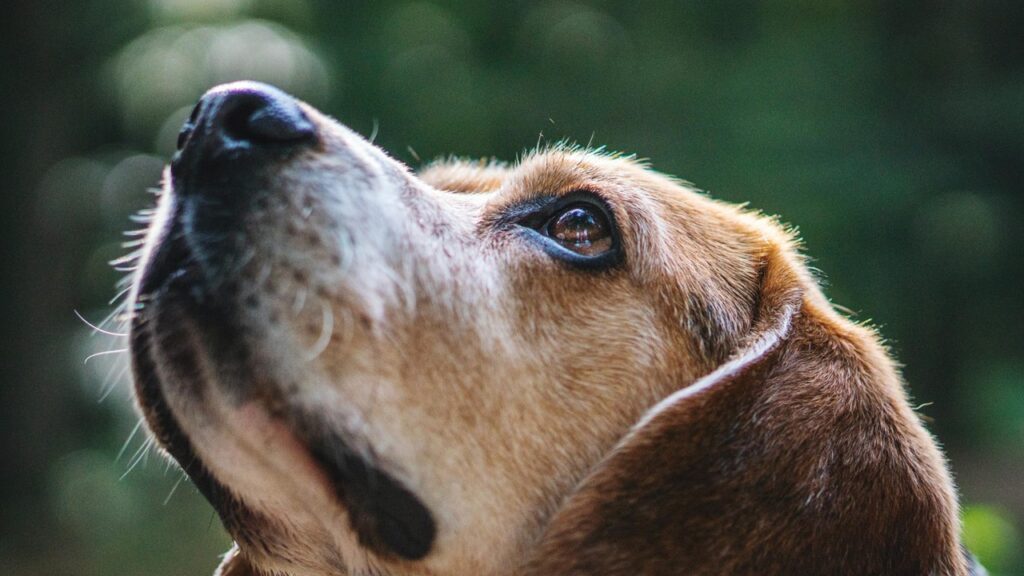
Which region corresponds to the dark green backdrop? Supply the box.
[2,1,1022,574]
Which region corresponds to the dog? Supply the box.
[127,81,980,575]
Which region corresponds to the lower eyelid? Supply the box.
[514,225,621,268]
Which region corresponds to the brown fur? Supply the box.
[129,87,967,576]
[523,239,964,575]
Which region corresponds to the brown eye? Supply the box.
[545,204,613,256]
[510,193,621,268]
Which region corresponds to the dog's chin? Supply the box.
[130,235,437,568]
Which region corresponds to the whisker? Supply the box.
[98,361,130,403]
[107,285,133,306]
[83,348,127,365]
[368,118,380,144]
[292,286,307,314]
[255,262,273,288]
[97,302,129,334]
[121,436,155,480]
[74,309,129,337]
[109,251,141,267]
[304,300,334,361]
[163,473,186,505]
[116,420,145,462]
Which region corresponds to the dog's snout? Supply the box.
[177,81,316,159]
[213,83,316,146]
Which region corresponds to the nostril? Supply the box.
[219,91,316,146]
[188,98,203,125]
[176,123,193,151]
[220,96,265,142]
[174,82,317,167]
[176,100,204,151]
[246,102,316,144]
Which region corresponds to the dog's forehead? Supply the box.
[418,150,655,199]
[419,158,509,193]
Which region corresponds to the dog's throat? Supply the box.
[302,426,437,561]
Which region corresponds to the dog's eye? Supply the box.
[544,204,613,256]
[507,193,621,268]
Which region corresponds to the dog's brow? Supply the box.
[489,155,606,216]
[419,159,509,193]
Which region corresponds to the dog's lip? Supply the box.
[129,293,250,518]
[134,194,205,305]
[214,398,439,562]
[297,413,438,561]
[226,403,439,560]
[132,249,438,562]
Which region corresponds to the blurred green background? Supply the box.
[1,1,1022,574]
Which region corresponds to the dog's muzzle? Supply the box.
[138,82,321,298]
[129,82,437,563]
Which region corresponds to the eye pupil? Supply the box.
[552,208,600,242]
[546,204,613,256]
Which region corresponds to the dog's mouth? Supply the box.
[129,189,436,564]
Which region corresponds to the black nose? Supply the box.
[177,81,316,158]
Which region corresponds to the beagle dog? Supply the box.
[127,82,979,575]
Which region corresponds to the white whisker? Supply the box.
[292,286,307,314]
[98,362,130,403]
[368,118,380,144]
[254,262,273,291]
[304,300,334,361]
[163,473,186,505]
[107,286,133,306]
[96,343,131,402]
[121,436,154,480]
[229,246,258,279]
[74,309,129,337]
[98,303,130,338]
[116,420,145,462]
[83,348,127,365]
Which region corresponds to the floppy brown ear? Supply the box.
[213,545,258,576]
[525,241,966,575]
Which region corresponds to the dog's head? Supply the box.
[128,83,964,576]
